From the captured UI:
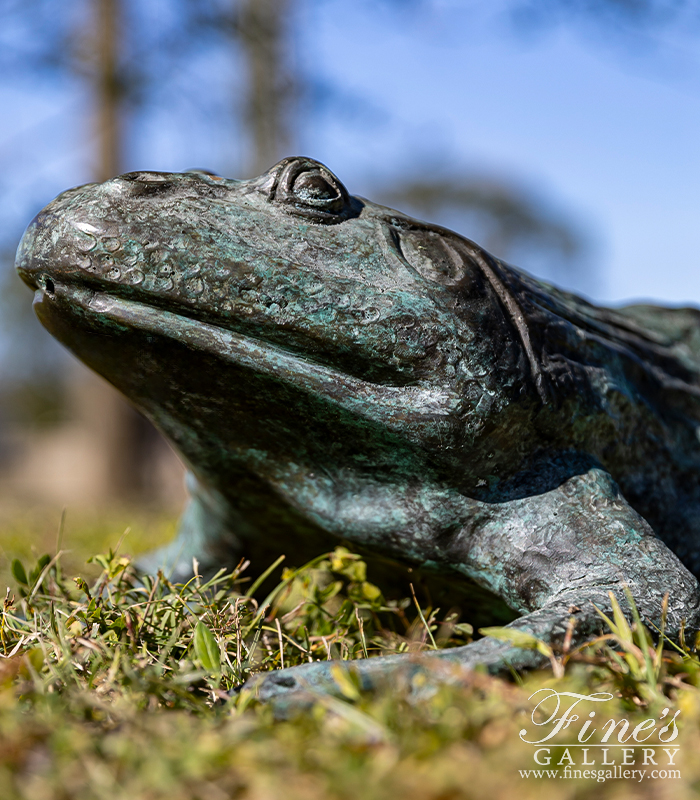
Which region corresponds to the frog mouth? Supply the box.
[32,279,461,436]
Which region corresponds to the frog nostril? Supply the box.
[118,172,175,196]
[41,275,55,296]
[121,171,172,183]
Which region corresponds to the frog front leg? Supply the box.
[242,464,700,710]
[136,471,242,582]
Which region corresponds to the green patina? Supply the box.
[15,157,700,708]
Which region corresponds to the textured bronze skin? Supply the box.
[15,157,700,707]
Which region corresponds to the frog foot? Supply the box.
[240,582,700,715]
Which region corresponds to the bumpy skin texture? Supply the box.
[15,157,700,708]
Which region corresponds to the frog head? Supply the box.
[16,158,540,493]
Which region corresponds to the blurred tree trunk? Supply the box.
[68,0,163,503]
[95,0,122,182]
[239,0,294,175]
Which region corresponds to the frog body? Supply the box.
[16,158,700,705]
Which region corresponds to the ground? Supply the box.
[1,509,699,799]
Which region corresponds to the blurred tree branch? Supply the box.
[378,175,584,266]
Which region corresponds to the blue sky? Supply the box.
[2,0,699,312]
[296,1,700,304]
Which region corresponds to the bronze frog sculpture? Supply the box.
[15,157,700,705]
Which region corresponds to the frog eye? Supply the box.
[292,170,340,205]
[271,158,352,222]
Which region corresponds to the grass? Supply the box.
[2,512,700,799]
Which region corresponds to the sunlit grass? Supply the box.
[0,505,177,587]
[2,521,700,799]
